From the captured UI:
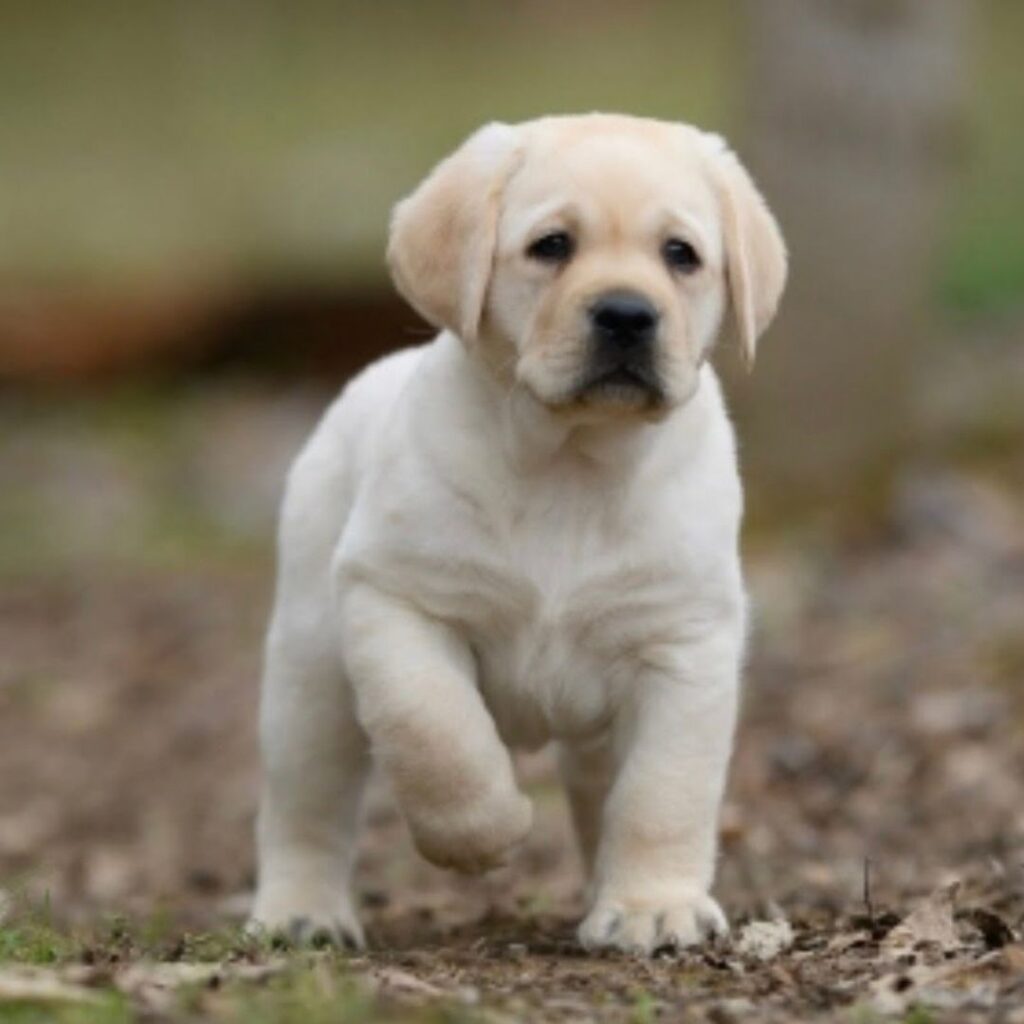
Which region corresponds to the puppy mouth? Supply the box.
[575,363,666,406]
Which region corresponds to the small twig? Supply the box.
[863,857,875,924]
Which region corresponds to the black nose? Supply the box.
[590,291,659,347]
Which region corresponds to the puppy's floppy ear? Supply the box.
[700,133,787,368]
[387,122,523,343]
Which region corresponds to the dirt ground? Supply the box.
[0,377,1022,1022]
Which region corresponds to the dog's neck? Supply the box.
[500,384,662,471]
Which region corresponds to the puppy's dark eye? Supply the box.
[663,237,701,273]
[527,231,574,264]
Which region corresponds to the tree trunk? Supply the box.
[730,0,968,519]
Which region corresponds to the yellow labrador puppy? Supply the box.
[251,114,786,955]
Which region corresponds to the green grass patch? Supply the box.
[0,996,133,1024]
[0,896,81,966]
[0,923,80,967]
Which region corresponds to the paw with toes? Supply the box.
[275,916,363,951]
[248,888,365,951]
[579,887,727,956]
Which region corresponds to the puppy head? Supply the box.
[388,114,786,416]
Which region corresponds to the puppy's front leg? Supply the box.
[338,581,532,873]
[579,625,741,955]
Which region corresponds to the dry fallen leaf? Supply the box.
[883,881,962,955]
[113,961,286,1014]
[0,967,101,1005]
[870,948,1016,1016]
[370,967,445,999]
[736,918,795,961]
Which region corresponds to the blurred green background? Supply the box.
[1,2,1022,303]
[0,0,1021,568]
[0,3,738,290]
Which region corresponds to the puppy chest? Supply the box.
[473,617,615,747]
[469,574,686,747]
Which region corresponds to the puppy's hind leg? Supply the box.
[251,615,370,949]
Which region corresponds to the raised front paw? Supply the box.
[405,784,533,874]
[578,884,727,956]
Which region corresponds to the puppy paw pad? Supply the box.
[579,891,727,956]
[248,912,365,952]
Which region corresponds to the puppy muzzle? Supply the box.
[576,290,665,404]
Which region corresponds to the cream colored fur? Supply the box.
[251,114,786,955]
